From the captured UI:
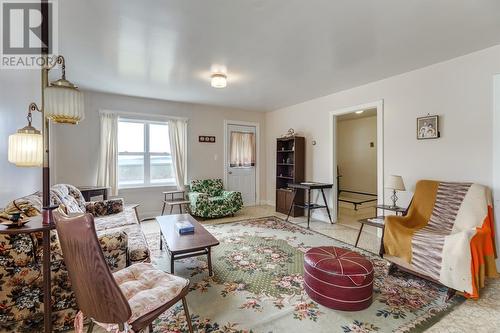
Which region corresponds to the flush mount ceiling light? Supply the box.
[211,73,227,88]
[355,110,364,114]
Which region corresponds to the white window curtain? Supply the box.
[97,112,119,196]
[230,131,255,167]
[168,119,187,190]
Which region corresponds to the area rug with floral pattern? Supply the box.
[145,216,464,333]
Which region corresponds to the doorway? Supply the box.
[329,101,384,223]
[224,121,260,206]
[336,108,378,224]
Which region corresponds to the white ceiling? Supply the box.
[58,0,500,111]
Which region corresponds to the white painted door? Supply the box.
[226,124,256,206]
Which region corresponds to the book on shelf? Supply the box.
[175,221,195,234]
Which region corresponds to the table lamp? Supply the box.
[386,175,405,208]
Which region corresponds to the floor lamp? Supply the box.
[6,53,84,333]
[7,54,84,223]
[5,3,83,332]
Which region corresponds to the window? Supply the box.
[118,118,175,188]
[229,131,255,167]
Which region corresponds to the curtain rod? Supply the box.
[99,109,188,122]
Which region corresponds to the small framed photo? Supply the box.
[417,115,440,140]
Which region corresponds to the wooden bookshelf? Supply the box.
[275,136,305,216]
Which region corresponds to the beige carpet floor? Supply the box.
[88,205,499,333]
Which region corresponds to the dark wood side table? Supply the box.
[156,214,219,276]
[0,216,55,333]
[355,216,385,256]
[161,190,190,215]
[77,186,109,201]
[376,204,406,216]
[285,182,333,228]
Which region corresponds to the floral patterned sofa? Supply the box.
[0,184,150,332]
[188,179,243,218]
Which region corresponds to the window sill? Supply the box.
[118,184,177,191]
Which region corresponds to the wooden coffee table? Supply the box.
[156,214,219,276]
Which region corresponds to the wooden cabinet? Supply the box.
[275,136,305,217]
[276,188,303,216]
[276,188,293,213]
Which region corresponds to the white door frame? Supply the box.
[223,120,260,206]
[492,75,500,266]
[329,100,384,221]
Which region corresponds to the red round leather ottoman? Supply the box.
[304,246,373,311]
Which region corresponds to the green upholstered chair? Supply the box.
[187,179,243,218]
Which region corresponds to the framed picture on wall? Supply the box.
[417,115,440,140]
[199,135,216,143]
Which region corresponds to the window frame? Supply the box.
[117,117,175,189]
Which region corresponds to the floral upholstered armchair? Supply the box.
[188,179,243,218]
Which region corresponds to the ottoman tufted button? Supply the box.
[303,246,374,311]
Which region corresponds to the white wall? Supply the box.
[3,44,500,226]
[265,45,500,212]
[0,71,41,206]
[337,115,377,194]
[51,90,266,217]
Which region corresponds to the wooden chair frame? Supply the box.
[53,212,194,333]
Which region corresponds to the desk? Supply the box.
[0,216,55,332]
[285,182,333,228]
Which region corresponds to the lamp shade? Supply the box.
[386,175,405,191]
[45,85,84,124]
[8,131,43,167]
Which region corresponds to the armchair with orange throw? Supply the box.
[383,180,498,299]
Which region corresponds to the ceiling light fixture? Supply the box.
[211,73,227,88]
[355,110,364,114]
